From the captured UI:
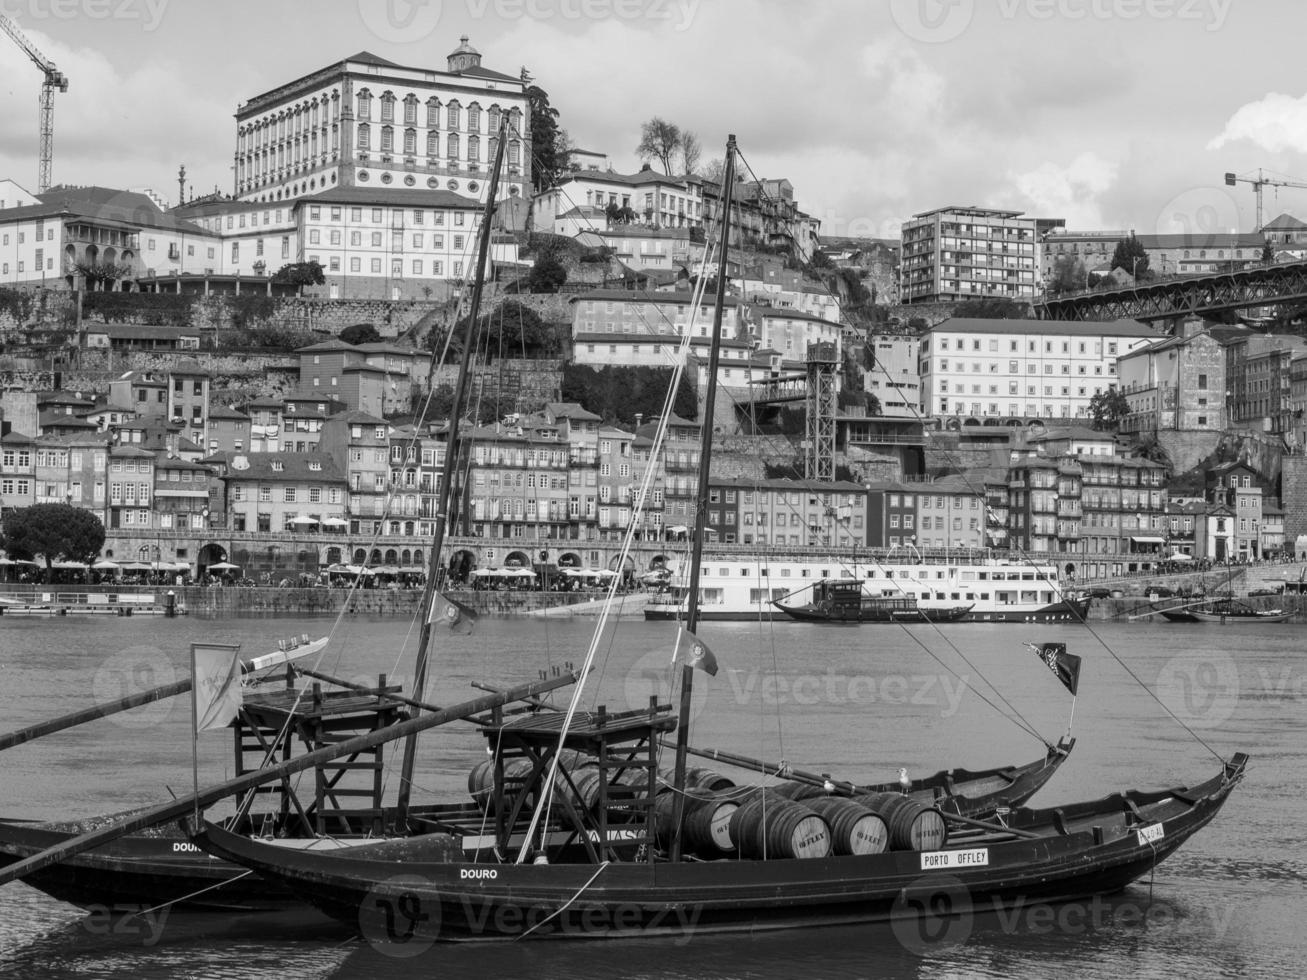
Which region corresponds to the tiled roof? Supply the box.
[297,186,480,209]
[571,289,739,306]
[208,405,250,421]
[928,317,1159,338]
[214,451,345,482]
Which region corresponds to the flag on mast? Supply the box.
[429,589,477,634]
[1026,642,1081,696]
[192,643,243,733]
[675,629,719,677]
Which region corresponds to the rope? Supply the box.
[127,869,255,919]
[514,860,611,940]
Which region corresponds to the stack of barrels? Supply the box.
[652,770,949,860]
[469,760,949,860]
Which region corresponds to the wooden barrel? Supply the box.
[728,791,831,860]
[858,792,948,851]
[563,766,605,813]
[661,767,736,793]
[804,796,888,855]
[468,758,537,812]
[770,780,826,802]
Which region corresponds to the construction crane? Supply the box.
[1224,169,1307,232]
[0,12,69,193]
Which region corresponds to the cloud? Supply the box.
[1208,91,1307,154]
[1008,153,1119,227]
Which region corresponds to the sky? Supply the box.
[4,0,1307,240]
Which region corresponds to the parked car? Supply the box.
[1086,587,1112,599]
[1248,587,1283,597]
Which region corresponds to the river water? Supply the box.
[0,610,1300,979]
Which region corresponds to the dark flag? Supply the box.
[429,590,478,635]
[1028,642,1081,696]
[675,630,719,677]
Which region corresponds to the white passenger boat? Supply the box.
[644,551,1089,623]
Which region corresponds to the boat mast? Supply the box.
[668,134,736,862]
[395,122,510,824]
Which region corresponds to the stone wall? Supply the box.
[430,358,563,414]
[1282,454,1307,545]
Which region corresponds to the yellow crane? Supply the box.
[0,13,69,193]
[1224,169,1307,232]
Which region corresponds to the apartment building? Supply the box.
[919,318,1158,420]
[1117,321,1227,435]
[1225,332,1307,435]
[901,207,1043,304]
[706,478,866,547]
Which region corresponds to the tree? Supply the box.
[73,261,135,288]
[527,251,568,293]
[340,323,382,345]
[701,157,727,187]
[526,84,571,192]
[1047,254,1089,296]
[604,201,636,225]
[1109,233,1150,279]
[1262,242,1276,263]
[956,297,1029,319]
[636,117,682,175]
[1088,386,1130,431]
[680,131,702,175]
[1,504,105,581]
[272,261,325,295]
[484,301,563,359]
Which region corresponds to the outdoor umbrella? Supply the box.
[207,561,241,571]
[91,559,120,570]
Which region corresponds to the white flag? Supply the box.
[192,643,243,733]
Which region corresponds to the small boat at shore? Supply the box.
[1156,597,1292,623]
[773,579,972,624]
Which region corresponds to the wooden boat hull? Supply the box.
[191,754,1246,942]
[0,743,1071,912]
[777,603,973,624]
[650,596,1091,624]
[1160,611,1291,624]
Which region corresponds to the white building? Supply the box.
[748,309,843,362]
[918,317,1159,420]
[532,167,704,234]
[865,334,922,418]
[233,40,530,208]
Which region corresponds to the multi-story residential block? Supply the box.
[212,452,348,533]
[901,207,1043,304]
[33,432,108,515]
[1207,462,1266,560]
[918,318,1158,420]
[280,395,349,453]
[912,476,987,550]
[595,425,636,540]
[865,482,919,548]
[318,411,392,529]
[208,405,252,454]
[106,446,154,530]
[1117,321,1226,435]
[297,339,417,415]
[152,455,211,532]
[706,478,866,547]
[532,167,704,235]
[1225,332,1307,435]
[1289,354,1307,452]
[703,177,821,263]
[0,430,35,513]
[246,396,284,452]
[864,334,921,418]
[167,360,211,449]
[748,309,843,363]
[631,414,701,541]
[232,42,530,209]
[1007,452,1167,558]
[463,420,573,541]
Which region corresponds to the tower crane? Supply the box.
[0,13,69,193]
[1224,169,1307,232]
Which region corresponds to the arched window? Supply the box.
[427,132,439,158]
[404,128,417,155]
[357,123,370,151]
[403,94,418,124]
[467,102,481,132]
[508,140,521,166]
[380,90,395,123]
[353,548,367,563]
[467,135,479,162]
[447,100,461,130]
[426,97,440,127]
[487,105,500,134]
[381,125,393,152]
[508,107,522,135]
[356,88,371,120]
[447,133,460,159]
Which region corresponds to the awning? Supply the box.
[1130,536,1166,544]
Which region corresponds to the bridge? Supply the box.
[1036,259,1307,323]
